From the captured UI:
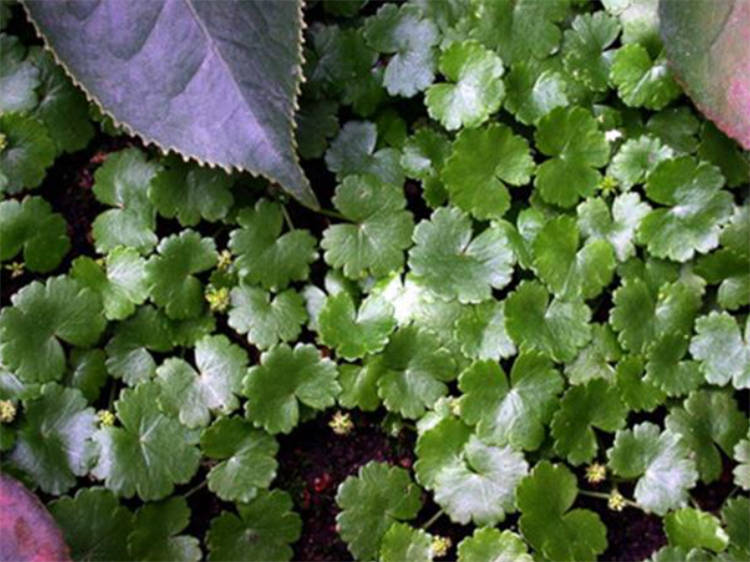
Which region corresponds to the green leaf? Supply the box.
[565,324,622,385]
[128,497,201,562]
[647,106,701,153]
[697,122,750,188]
[454,299,516,361]
[200,416,278,503]
[67,348,108,403]
[228,199,317,291]
[517,461,608,561]
[28,47,94,154]
[0,196,69,272]
[243,343,339,434]
[336,461,422,560]
[321,174,414,279]
[562,12,620,92]
[505,280,592,363]
[607,422,698,515]
[380,523,433,562]
[296,99,339,160]
[25,0,316,206]
[533,215,616,299]
[734,430,750,490]
[49,488,134,562]
[408,207,515,303]
[602,0,660,54]
[325,121,404,185]
[91,381,201,500]
[466,0,570,64]
[148,159,234,227]
[415,416,527,525]
[722,497,750,558]
[638,156,733,262]
[207,489,301,562]
[577,193,651,262]
[503,59,569,126]
[608,135,674,189]
[551,379,628,465]
[615,355,666,412]
[318,292,396,360]
[442,123,534,220]
[458,354,563,451]
[368,325,457,419]
[534,106,609,208]
[363,4,439,97]
[104,305,175,385]
[91,149,161,254]
[665,389,748,483]
[0,113,55,193]
[644,333,703,397]
[9,383,96,494]
[0,35,39,113]
[228,284,306,350]
[71,248,149,321]
[457,528,532,562]
[690,312,750,389]
[400,127,451,207]
[338,364,380,412]
[659,0,750,149]
[0,276,106,383]
[425,40,504,130]
[664,508,729,553]
[145,230,217,320]
[156,334,247,428]
[611,44,681,109]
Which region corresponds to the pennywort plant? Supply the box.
[1,0,749,561]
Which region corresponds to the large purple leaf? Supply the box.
[0,473,70,561]
[23,0,317,207]
[659,0,750,149]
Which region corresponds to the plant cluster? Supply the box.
[1,1,749,561]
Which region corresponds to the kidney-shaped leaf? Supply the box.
[24,0,316,206]
[659,0,750,149]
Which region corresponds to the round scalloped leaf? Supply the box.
[380,523,433,562]
[200,416,278,503]
[690,312,750,389]
[664,508,729,553]
[722,497,750,559]
[659,0,750,149]
[607,422,698,515]
[0,276,106,383]
[91,381,201,501]
[0,112,55,193]
[24,0,316,207]
[0,472,70,562]
[734,430,750,490]
[517,461,608,561]
[0,196,70,272]
[0,35,39,113]
[49,487,133,562]
[457,528,532,562]
[207,489,301,562]
[335,461,422,561]
[8,383,97,495]
[242,343,339,435]
[127,497,201,561]
[324,121,404,185]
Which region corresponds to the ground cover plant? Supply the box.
[0,0,749,561]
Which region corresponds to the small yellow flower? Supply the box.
[217,250,233,271]
[585,463,607,484]
[449,397,461,417]
[0,400,17,423]
[97,410,116,427]
[431,536,452,558]
[0,132,7,152]
[599,175,618,193]
[95,257,107,268]
[205,286,230,313]
[329,411,353,435]
[608,490,626,512]
[4,261,24,278]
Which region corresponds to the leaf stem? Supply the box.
[281,204,295,230]
[317,208,346,221]
[578,489,642,510]
[183,479,207,499]
[421,508,444,530]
